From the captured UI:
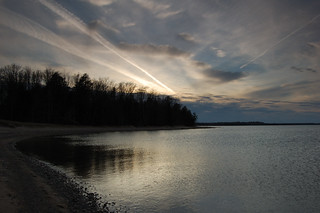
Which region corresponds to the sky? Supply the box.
[1,0,320,123]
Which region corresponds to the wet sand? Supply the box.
[0,121,200,212]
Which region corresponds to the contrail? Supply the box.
[240,13,320,69]
[0,7,157,88]
[38,0,174,93]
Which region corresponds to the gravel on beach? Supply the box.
[0,125,115,213]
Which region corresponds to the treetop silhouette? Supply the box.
[0,64,197,126]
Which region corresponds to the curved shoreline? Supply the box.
[0,124,205,212]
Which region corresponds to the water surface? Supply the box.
[17,126,320,212]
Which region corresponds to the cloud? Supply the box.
[247,80,320,100]
[118,42,190,57]
[291,66,317,73]
[122,22,136,28]
[210,47,226,58]
[182,91,320,122]
[177,32,196,43]
[133,0,170,11]
[156,9,182,19]
[87,19,120,34]
[216,49,226,58]
[191,59,246,83]
[248,86,291,100]
[300,42,319,57]
[84,0,114,6]
[55,19,78,31]
[203,68,247,82]
[192,60,211,69]
[184,99,320,123]
[308,42,320,49]
[133,0,182,19]
[239,13,320,69]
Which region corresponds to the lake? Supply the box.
[17,126,320,212]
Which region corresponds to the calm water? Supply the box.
[17,126,320,212]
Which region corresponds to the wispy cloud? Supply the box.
[156,9,182,19]
[240,13,320,69]
[133,0,181,19]
[55,19,77,31]
[122,22,136,28]
[87,19,120,34]
[191,59,247,83]
[203,68,247,83]
[291,66,317,73]
[177,32,197,43]
[84,0,114,6]
[133,0,169,12]
[118,42,190,57]
[247,80,320,101]
[215,49,226,58]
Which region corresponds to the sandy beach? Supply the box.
[0,121,199,212]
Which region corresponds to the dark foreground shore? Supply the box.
[0,121,201,212]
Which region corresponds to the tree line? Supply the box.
[0,64,197,126]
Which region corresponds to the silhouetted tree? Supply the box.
[0,64,197,126]
[45,72,69,123]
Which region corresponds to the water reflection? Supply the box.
[16,127,320,213]
[16,136,148,178]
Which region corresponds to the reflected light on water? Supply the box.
[17,127,320,212]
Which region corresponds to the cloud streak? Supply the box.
[0,7,161,90]
[87,19,120,34]
[118,42,190,57]
[247,80,320,101]
[291,66,317,73]
[133,0,181,19]
[84,0,114,6]
[240,13,320,69]
[37,0,174,93]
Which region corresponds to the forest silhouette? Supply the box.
[0,64,197,126]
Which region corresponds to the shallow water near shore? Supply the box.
[17,126,320,212]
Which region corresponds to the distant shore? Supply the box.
[197,121,320,126]
[0,120,205,212]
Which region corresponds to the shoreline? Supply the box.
[0,123,206,212]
